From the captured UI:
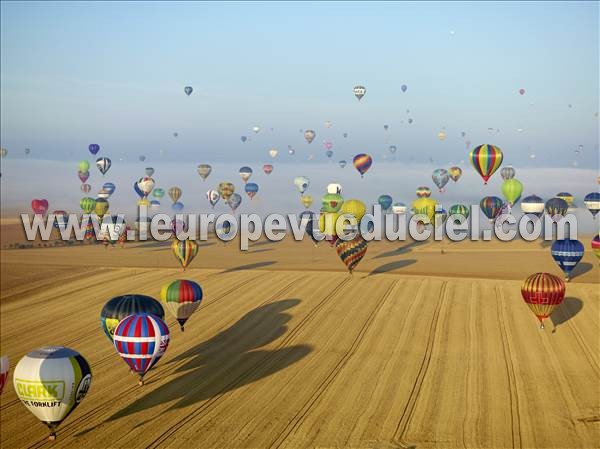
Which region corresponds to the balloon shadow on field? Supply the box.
[368,259,417,276]
[220,261,277,273]
[373,240,429,260]
[569,262,593,279]
[550,297,583,331]
[100,299,310,425]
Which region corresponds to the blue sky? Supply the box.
[1,1,598,167]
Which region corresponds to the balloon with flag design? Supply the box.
[113,313,170,385]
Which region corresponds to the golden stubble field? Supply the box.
[1,232,599,449]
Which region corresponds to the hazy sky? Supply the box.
[1,1,598,166]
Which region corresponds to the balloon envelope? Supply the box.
[160,280,203,331]
[100,294,164,342]
[551,239,584,280]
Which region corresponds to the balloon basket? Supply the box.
[180,325,185,332]
[138,376,144,386]
[48,433,56,441]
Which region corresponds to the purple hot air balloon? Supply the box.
[88,144,100,155]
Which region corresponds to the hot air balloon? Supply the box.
[448,166,462,182]
[378,195,393,212]
[521,195,544,218]
[170,218,187,237]
[343,132,348,138]
[96,157,111,176]
[97,188,110,200]
[336,235,368,273]
[88,144,100,155]
[324,120,332,128]
[479,196,504,222]
[583,192,600,217]
[323,140,333,150]
[518,88,525,95]
[215,219,234,241]
[294,176,310,195]
[245,182,259,199]
[14,347,92,440]
[241,136,248,143]
[432,169,449,192]
[137,177,155,198]
[449,204,469,223]
[0,355,8,395]
[339,160,347,168]
[51,211,69,231]
[133,181,144,199]
[392,202,407,215]
[252,126,261,134]
[435,207,447,227]
[113,314,170,385]
[401,84,407,92]
[227,193,242,213]
[339,199,367,223]
[0,148,6,157]
[353,85,366,101]
[556,192,574,207]
[592,235,600,259]
[145,167,155,177]
[150,200,160,209]
[545,198,568,222]
[218,182,235,201]
[327,183,342,195]
[521,273,565,329]
[184,86,193,96]
[78,160,90,172]
[171,201,184,212]
[263,164,273,175]
[437,131,447,141]
[139,155,146,162]
[321,193,344,214]
[325,150,334,158]
[152,188,165,198]
[416,186,432,198]
[288,146,295,155]
[551,239,584,281]
[411,198,438,225]
[168,186,182,203]
[78,171,89,183]
[197,164,212,181]
[300,195,313,209]
[102,182,116,196]
[160,280,203,331]
[304,130,316,144]
[100,294,165,342]
[207,189,220,208]
[94,198,109,220]
[469,144,503,184]
[268,148,278,159]
[172,239,198,271]
[353,153,372,177]
[408,118,413,124]
[500,166,515,181]
[173,132,178,138]
[239,166,253,183]
[80,197,96,214]
[388,145,397,154]
[81,184,91,193]
[31,199,49,215]
[501,178,523,206]
[383,125,389,131]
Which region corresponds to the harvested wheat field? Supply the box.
[1,236,599,449]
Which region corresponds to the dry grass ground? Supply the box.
[0,231,598,448]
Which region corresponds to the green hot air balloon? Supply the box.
[80,197,96,214]
[78,160,90,172]
[501,178,523,206]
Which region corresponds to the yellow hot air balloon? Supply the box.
[300,195,313,209]
[340,199,367,222]
[218,182,235,201]
[411,198,438,225]
[94,199,109,220]
[437,130,447,141]
[168,187,182,203]
[171,239,198,271]
[319,212,340,239]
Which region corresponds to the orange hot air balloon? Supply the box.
[521,272,565,329]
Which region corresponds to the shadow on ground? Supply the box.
[368,259,417,276]
[551,297,583,330]
[373,240,429,259]
[569,262,593,280]
[101,299,310,424]
[220,261,277,273]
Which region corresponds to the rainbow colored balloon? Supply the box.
[336,235,368,273]
[469,144,503,184]
[171,239,198,271]
[352,153,372,177]
[160,280,203,331]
